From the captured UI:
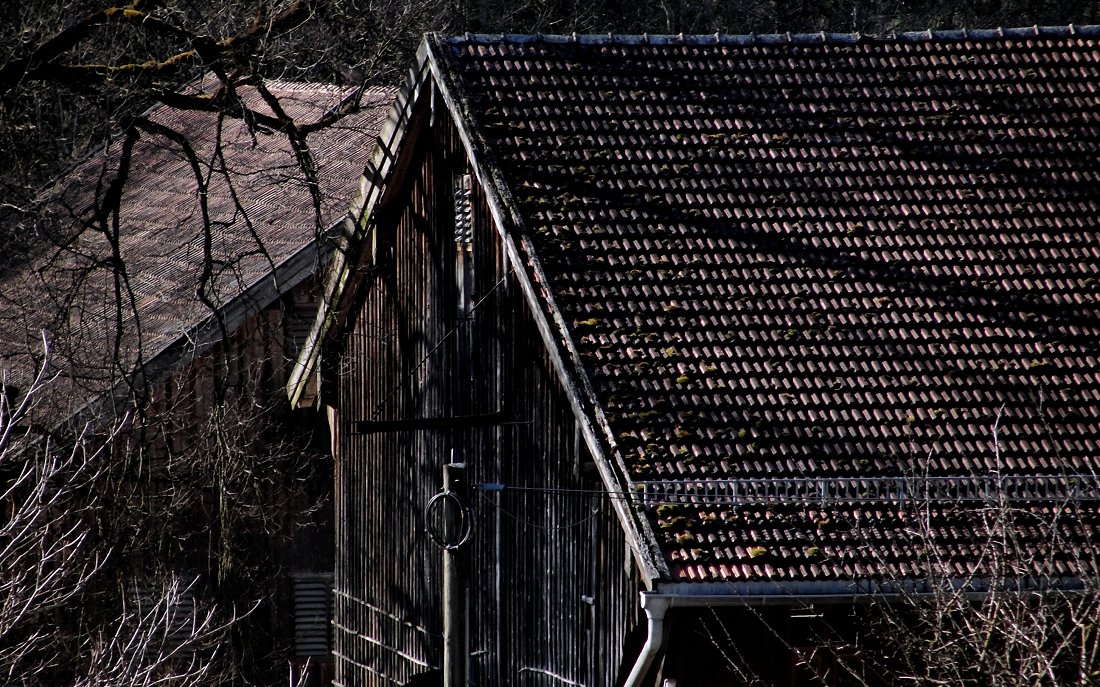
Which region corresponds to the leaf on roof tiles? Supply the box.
[675,374,689,384]
[803,546,821,558]
[747,546,768,558]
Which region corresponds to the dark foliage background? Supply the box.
[1,0,1098,259]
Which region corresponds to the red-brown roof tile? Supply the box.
[435,28,1100,582]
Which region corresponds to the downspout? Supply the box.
[622,593,670,687]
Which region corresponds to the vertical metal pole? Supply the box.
[443,461,467,687]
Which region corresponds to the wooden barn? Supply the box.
[290,28,1100,686]
[0,78,392,685]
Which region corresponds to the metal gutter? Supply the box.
[654,575,1095,599]
[622,576,1095,685]
[443,24,1100,47]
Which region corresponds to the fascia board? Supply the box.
[63,233,331,432]
[287,44,434,409]
[424,33,669,584]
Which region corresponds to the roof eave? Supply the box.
[68,235,330,430]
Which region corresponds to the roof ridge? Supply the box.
[445,24,1100,47]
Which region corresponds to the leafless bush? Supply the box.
[0,339,260,686]
[698,459,1100,686]
[855,496,1100,686]
[77,575,233,687]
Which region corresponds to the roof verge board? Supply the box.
[429,28,1100,586]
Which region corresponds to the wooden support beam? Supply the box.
[442,461,468,687]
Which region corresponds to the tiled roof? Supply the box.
[0,80,391,419]
[434,28,1100,583]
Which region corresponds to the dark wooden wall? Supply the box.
[330,92,640,686]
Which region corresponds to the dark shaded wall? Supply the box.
[328,90,641,686]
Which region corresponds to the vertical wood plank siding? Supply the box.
[333,106,640,686]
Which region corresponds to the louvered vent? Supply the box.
[293,573,333,657]
[125,577,199,652]
[285,286,320,360]
[454,173,472,245]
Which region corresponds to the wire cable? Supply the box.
[367,274,508,421]
[475,489,604,531]
[477,482,638,501]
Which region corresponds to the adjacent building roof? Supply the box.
[0,79,392,421]
[302,28,1100,588]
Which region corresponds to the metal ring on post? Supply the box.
[425,490,472,550]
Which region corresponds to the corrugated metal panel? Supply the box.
[294,573,334,657]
